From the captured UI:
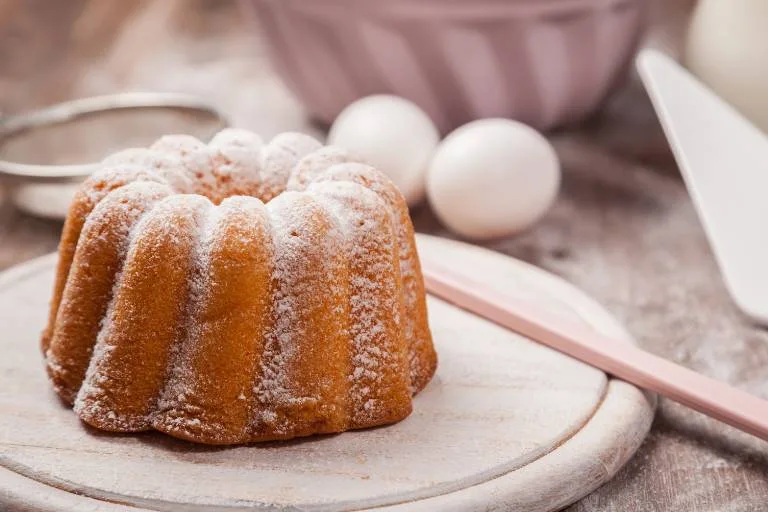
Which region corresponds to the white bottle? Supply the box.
[686,0,768,134]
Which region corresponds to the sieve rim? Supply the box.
[0,92,230,183]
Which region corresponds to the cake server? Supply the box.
[636,49,768,324]
[420,258,768,442]
[421,50,768,441]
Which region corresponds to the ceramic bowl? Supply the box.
[243,0,647,132]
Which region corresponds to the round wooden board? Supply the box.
[0,234,654,512]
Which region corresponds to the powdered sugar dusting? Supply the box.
[72,182,181,429]
[84,193,212,432]
[51,127,434,443]
[102,147,194,193]
[47,181,174,407]
[81,165,168,206]
[253,191,349,435]
[307,180,410,423]
[270,132,323,159]
[287,145,356,191]
[294,161,432,392]
[81,181,175,236]
[210,128,265,150]
[152,199,224,438]
[150,134,206,157]
[257,132,322,202]
[206,143,264,201]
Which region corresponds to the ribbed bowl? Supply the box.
[242,0,647,132]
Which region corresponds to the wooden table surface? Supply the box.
[1,1,767,511]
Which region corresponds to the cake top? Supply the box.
[92,129,350,206]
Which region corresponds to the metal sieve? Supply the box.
[0,92,229,218]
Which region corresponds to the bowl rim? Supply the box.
[246,0,645,21]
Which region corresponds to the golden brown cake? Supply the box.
[41,129,437,445]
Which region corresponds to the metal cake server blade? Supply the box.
[637,49,768,324]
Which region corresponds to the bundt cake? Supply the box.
[41,129,437,445]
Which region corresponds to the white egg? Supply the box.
[328,95,439,205]
[427,118,560,239]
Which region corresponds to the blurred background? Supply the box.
[3,0,768,510]
[0,0,693,261]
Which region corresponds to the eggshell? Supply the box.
[427,118,560,239]
[328,95,440,205]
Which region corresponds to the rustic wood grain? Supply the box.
[0,238,653,511]
[0,1,766,510]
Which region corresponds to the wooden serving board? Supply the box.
[0,234,654,512]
